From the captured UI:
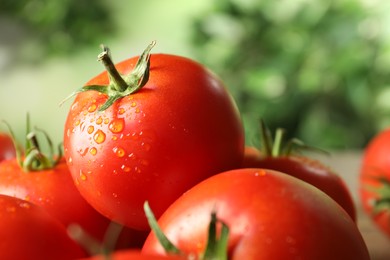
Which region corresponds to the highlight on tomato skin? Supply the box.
[0,194,87,260]
[63,42,245,231]
[142,168,370,260]
[241,122,356,222]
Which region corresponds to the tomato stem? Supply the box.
[98,45,128,92]
[144,201,182,255]
[61,41,156,111]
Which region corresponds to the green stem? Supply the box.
[272,128,285,157]
[98,45,128,92]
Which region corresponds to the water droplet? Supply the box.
[88,103,97,112]
[131,102,137,107]
[87,125,94,134]
[80,171,87,181]
[109,118,124,133]
[112,136,118,141]
[135,108,140,113]
[118,107,125,115]
[112,193,118,198]
[94,130,106,144]
[113,147,125,157]
[96,117,103,125]
[121,165,131,172]
[74,120,80,127]
[90,147,97,155]
[104,118,110,124]
[68,157,73,166]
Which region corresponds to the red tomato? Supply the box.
[242,147,356,221]
[63,43,244,230]
[360,128,390,238]
[241,124,356,221]
[0,194,86,259]
[0,124,147,249]
[78,250,184,260]
[0,132,16,162]
[142,169,370,260]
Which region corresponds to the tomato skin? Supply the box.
[0,133,16,162]
[78,250,184,260]
[0,158,145,247]
[0,194,86,259]
[64,53,244,230]
[142,168,370,260]
[360,128,390,238]
[242,146,356,221]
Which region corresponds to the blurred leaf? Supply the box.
[190,0,390,149]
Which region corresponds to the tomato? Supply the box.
[241,123,356,221]
[360,128,390,238]
[0,123,146,249]
[63,42,244,230]
[142,169,370,260]
[0,132,16,162]
[0,194,86,259]
[78,250,184,260]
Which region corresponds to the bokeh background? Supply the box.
[1,0,390,150]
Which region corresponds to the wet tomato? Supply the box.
[0,122,145,248]
[0,194,86,259]
[242,122,356,221]
[142,169,370,260]
[63,42,244,230]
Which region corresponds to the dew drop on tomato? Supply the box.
[89,147,97,155]
[88,103,97,112]
[93,130,106,144]
[87,125,94,134]
[109,118,125,133]
[80,172,87,181]
[113,146,126,157]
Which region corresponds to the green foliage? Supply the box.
[190,0,390,149]
[0,0,115,59]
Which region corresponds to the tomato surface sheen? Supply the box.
[64,53,244,230]
[143,169,370,260]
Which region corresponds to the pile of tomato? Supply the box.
[0,41,388,259]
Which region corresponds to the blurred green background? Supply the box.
[1,0,390,150]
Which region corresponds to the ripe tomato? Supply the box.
[0,194,86,259]
[360,128,390,238]
[0,132,16,162]
[63,43,244,230]
[0,124,146,248]
[142,169,370,260]
[78,250,184,260]
[242,123,356,221]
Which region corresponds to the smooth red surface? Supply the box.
[0,194,86,259]
[143,169,370,260]
[64,53,244,230]
[242,147,356,221]
[0,158,145,247]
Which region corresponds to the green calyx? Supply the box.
[2,114,62,172]
[61,41,156,111]
[365,177,390,215]
[144,201,230,260]
[258,119,327,157]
